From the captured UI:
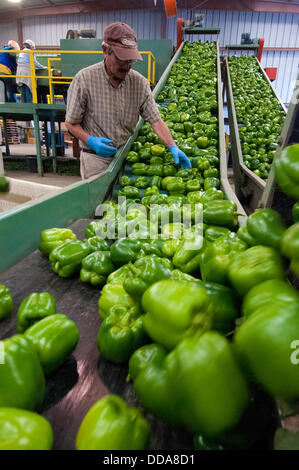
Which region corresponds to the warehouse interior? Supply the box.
[0,0,298,453]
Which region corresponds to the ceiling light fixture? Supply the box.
[8,0,22,3]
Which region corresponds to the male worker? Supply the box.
[65,22,191,180]
[0,40,20,102]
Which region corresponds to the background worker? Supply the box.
[0,40,20,102]
[16,39,46,103]
[65,22,191,180]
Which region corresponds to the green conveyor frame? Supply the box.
[0,41,246,272]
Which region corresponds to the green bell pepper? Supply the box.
[142,280,209,350]
[24,313,79,374]
[163,164,177,177]
[76,394,150,450]
[49,240,91,278]
[131,141,142,153]
[234,302,299,401]
[134,176,148,189]
[172,227,205,274]
[149,175,162,189]
[162,239,181,258]
[118,185,140,199]
[110,238,142,266]
[0,408,53,450]
[166,331,250,437]
[17,292,56,333]
[80,251,115,287]
[119,175,132,187]
[202,281,239,335]
[228,245,285,297]
[84,220,104,239]
[197,158,210,171]
[98,284,136,319]
[0,175,9,192]
[146,164,164,177]
[0,284,13,321]
[237,226,258,247]
[150,156,164,165]
[83,236,110,253]
[161,176,175,190]
[242,279,299,318]
[39,228,77,256]
[141,193,168,209]
[241,208,286,249]
[176,169,193,180]
[123,256,173,301]
[167,194,187,206]
[128,344,178,425]
[137,239,164,258]
[199,187,224,204]
[165,177,186,195]
[292,202,299,223]
[0,335,46,411]
[197,136,209,148]
[205,226,231,242]
[281,222,299,260]
[151,144,165,156]
[187,191,203,204]
[139,148,151,161]
[281,222,299,275]
[144,185,160,197]
[132,163,148,176]
[106,265,135,286]
[186,179,201,192]
[200,233,248,285]
[126,151,139,163]
[203,200,239,228]
[97,305,147,363]
[274,144,299,200]
[204,177,220,191]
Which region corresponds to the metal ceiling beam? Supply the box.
[0,0,162,22]
[0,0,298,22]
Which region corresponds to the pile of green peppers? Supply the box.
[1,41,298,452]
[0,290,80,450]
[228,55,285,180]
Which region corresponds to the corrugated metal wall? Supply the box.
[167,9,299,104]
[0,9,298,103]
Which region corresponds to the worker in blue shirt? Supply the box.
[0,40,20,102]
[16,39,45,103]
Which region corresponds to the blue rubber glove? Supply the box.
[169,145,192,169]
[87,136,117,158]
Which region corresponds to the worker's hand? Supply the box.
[88,136,117,158]
[169,145,192,169]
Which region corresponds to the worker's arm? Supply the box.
[65,122,89,147]
[150,118,176,148]
[151,118,191,169]
[65,122,116,158]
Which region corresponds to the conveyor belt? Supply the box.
[0,218,194,451]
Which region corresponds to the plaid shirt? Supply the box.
[65,61,161,148]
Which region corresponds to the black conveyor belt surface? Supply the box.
[0,218,193,450]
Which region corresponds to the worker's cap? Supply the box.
[24,39,36,49]
[103,22,142,61]
[8,40,20,50]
